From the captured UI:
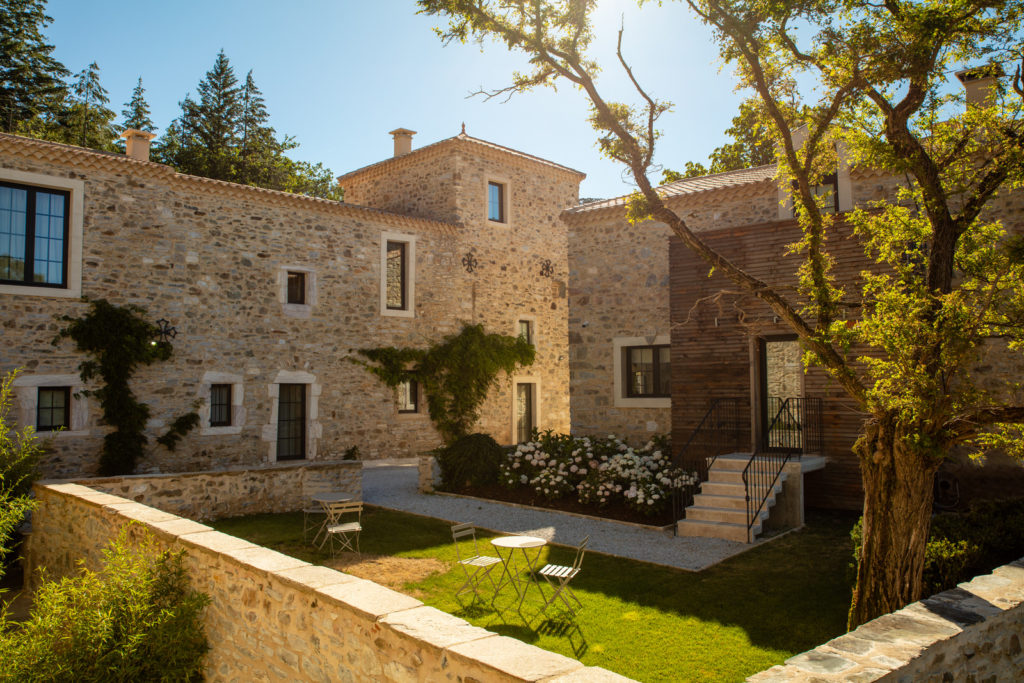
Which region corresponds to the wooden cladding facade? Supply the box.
[669,218,868,510]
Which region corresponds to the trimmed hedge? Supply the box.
[435,433,504,489]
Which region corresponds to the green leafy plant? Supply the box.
[355,323,535,444]
[0,370,43,583]
[53,298,199,476]
[0,525,210,682]
[435,432,504,489]
[341,445,360,461]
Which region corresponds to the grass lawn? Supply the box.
[212,507,857,683]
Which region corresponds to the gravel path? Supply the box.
[362,465,752,571]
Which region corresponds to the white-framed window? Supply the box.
[261,370,321,462]
[612,335,672,408]
[197,371,245,436]
[380,231,416,318]
[0,168,84,298]
[11,373,88,436]
[511,376,541,445]
[277,265,316,318]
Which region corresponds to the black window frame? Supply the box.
[36,386,70,431]
[276,383,306,461]
[398,379,419,414]
[793,172,839,214]
[286,271,306,305]
[0,181,71,288]
[385,240,407,310]
[624,344,671,398]
[209,383,232,427]
[487,181,505,223]
[515,382,535,443]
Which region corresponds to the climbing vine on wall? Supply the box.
[354,323,535,444]
[54,299,199,476]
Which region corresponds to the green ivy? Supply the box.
[355,323,534,444]
[54,299,199,476]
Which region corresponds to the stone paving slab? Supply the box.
[362,465,751,571]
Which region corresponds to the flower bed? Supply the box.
[474,432,698,525]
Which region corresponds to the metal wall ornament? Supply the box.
[461,252,479,274]
[539,259,554,278]
[154,318,178,343]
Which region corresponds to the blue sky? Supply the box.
[45,0,745,200]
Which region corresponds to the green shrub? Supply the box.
[850,497,1024,597]
[436,433,504,489]
[1,369,44,583]
[0,525,210,682]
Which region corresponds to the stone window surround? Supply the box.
[777,135,853,220]
[511,375,541,443]
[0,167,84,299]
[486,175,512,228]
[396,379,426,420]
[197,371,245,436]
[515,314,538,348]
[261,370,321,462]
[379,231,416,318]
[12,373,89,436]
[613,335,672,408]
[277,265,316,319]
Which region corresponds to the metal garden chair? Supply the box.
[451,522,502,604]
[322,500,363,556]
[536,536,588,617]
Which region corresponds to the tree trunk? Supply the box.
[848,416,940,630]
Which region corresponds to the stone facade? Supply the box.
[0,130,579,478]
[25,481,632,682]
[748,557,1024,681]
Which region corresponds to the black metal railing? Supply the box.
[669,397,748,526]
[743,397,823,542]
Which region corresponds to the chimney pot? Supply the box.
[389,128,416,157]
[956,65,1004,108]
[121,128,156,162]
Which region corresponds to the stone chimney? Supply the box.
[956,65,1003,107]
[121,129,156,162]
[389,128,416,157]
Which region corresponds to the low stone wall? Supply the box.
[748,558,1024,681]
[25,482,630,682]
[68,460,361,521]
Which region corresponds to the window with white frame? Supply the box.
[380,231,416,317]
[0,169,84,298]
[277,265,315,317]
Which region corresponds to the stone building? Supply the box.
[0,127,581,478]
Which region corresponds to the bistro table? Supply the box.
[309,491,358,547]
[490,535,547,606]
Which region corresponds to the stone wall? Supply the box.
[0,131,577,478]
[25,482,631,682]
[748,557,1024,681]
[70,460,362,522]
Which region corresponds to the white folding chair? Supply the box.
[322,501,363,556]
[451,523,502,604]
[536,536,588,616]
[304,491,359,545]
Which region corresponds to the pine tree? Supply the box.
[236,70,293,188]
[67,61,116,150]
[120,76,155,133]
[0,0,69,133]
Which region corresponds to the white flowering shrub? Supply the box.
[500,431,698,516]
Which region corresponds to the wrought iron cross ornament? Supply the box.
[462,252,479,274]
[539,259,554,278]
[154,318,178,343]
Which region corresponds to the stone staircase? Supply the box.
[676,453,786,543]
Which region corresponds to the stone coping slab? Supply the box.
[447,634,584,681]
[380,605,493,650]
[318,578,423,620]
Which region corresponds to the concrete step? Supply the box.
[685,505,757,525]
[706,454,755,471]
[677,518,760,543]
[699,481,746,497]
[707,469,745,485]
[692,493,747,510]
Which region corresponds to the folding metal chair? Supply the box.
[451,523,502,604]
[537,536,588,616]
[322,501,363,556]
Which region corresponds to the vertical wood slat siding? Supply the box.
[669,218,867,510]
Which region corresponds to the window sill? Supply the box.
[0,283,79,298]
[613,396,671,409]
[200,425,244,436]
[282,303,313,319]
[381,307,414,318]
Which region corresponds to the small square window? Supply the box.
[518,320,533,345]
[37,386,70,431]
[398,379,418,413]
[625,345,671,398]
[210,384,232,427]
[286,271,306,305]
[488,181,505,222]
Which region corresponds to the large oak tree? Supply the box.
[418,0,1024,628]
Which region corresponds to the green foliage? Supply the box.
[67,61,117,150]
[435,432,504,488]
[341,445,360,461]
[0,0,69,134]
[0,525,210,681]
[54,299,198,475]
[0,370,43,583]
[356,323,535,443]
[119,76,155,134]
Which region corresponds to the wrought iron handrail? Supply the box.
[743,397,823,542]
[670,397,747,527]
